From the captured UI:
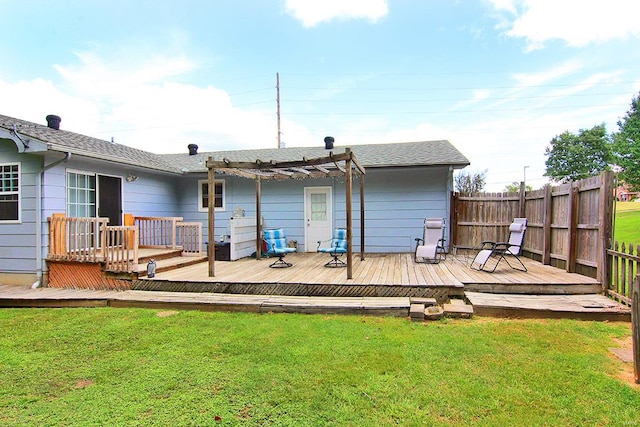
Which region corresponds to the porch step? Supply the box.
[464,291,631,321]
[464,282,603,295]
[136,255,207,277]
[110,291,411,316]
[138,249,184,264]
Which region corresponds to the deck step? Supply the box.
[111,291,411,316]
[137,256,207,277]
[465,291,631,321]
[464,282,603,295]
[138,249,184,263]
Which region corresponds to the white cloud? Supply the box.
[487,0,640,50]
[0,51,281,153]
[285,0,388,27]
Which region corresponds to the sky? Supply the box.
[1,0,639,191]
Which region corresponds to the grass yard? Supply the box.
[1,308,639,426]
[614,202,640,246]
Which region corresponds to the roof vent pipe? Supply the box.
[324,136,334,150]
[188,144,198,155]
[46,115,61,130]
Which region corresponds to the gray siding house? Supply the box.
[0,113,469,286]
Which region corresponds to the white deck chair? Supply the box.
[414,218,446,263]
[470,218,527,272]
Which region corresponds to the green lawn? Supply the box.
[615,202,640,246]
[1,308,639,426]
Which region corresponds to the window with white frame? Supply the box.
[199,179,225,212]
[67,171,97,217]
[0,163,20,222]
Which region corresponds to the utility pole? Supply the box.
[276,72,281,149]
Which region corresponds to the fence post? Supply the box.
[633,274,639,384]
[566,182,579,272]
[598,171,614,291]
[518,182,526,218]
[542,184,552,265]
[450,192,458,252]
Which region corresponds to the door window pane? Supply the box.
[311,193,327,221]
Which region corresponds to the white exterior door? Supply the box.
[304,186,333,252]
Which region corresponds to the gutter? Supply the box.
[32,152,71,288]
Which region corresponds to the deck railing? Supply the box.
[49,214,202,273]
[103,226,139,272]
[135,216,182,249]
[48,215,109,262]
[177,222,203,255]
[133,216,202,255]
[607,241,639,306]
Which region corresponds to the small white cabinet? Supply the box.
[229,217,257,260]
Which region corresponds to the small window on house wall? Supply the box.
[0,163,20,222]
[199,179,225,212]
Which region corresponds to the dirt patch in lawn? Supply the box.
[609,336,639,390]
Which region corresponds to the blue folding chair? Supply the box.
[317,228,348,268]
[263,228,297,268]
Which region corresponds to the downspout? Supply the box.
[32,152,71,288]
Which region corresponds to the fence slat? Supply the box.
[633,275,639,384]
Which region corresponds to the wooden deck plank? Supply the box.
[0,284,410,316]
[146,253,599,290]
[465,291,631,321]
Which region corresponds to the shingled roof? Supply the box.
[0,114,469,174]
[164,140,470,173]
[0,114,180,174]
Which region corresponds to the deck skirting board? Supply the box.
[131,279,464,303]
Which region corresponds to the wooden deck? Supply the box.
[1,251,624,320]
[132,252,602,301]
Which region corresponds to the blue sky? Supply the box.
[1,0,639,190]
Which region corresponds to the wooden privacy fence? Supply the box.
[452,171,614,284]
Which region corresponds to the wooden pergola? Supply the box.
[205,148,366,279]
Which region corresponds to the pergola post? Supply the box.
[346,148,353,279]
[256,177,262,259]
[360,173,365,261]
[207,161,215,277]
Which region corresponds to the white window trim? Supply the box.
[198,179,225,212]
[0,162,21,224]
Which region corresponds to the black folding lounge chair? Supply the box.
[470,218,527,272]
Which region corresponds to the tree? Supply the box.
[612,92,640,191]
[503,182,533,192]
[544,124,611,183]
[455,169,487,193]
